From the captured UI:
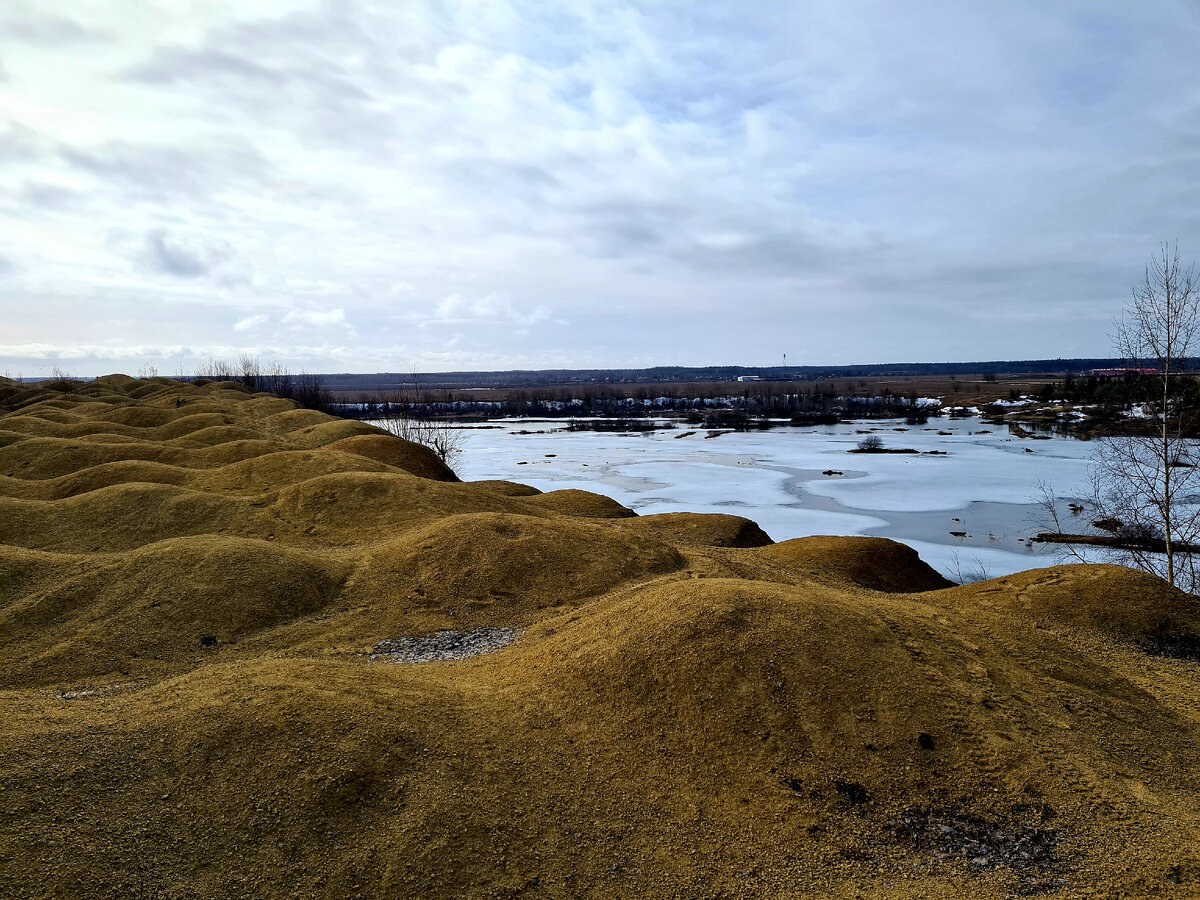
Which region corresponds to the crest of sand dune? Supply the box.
[1,375,1198,898]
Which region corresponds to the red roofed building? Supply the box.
[1089,367,1161,378]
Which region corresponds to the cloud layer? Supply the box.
[1,0,1198,375]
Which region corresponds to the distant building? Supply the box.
[1089,367,1160,378]
[737,375,762,382]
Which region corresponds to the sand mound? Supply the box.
[73,432,148,445]
[258,407,335,433]
[185,438,288,467]
[267,471,535,541]
[0,413,122,438]
[37,460,192,500]
[523,577,1195,795]
[2,376,1199,899]
[621,511,774,547]
[520,487,635,518]
[344,512,685,625]
[0,483,251,552]
[187,449,392,492]
[936,563,1200,644]
[0,544,86,602]
[97,404,182,429]
[471,479,542,496]
[0,536,348,687]
[0,429,26,448]
[162,424,264,448]
[760,535,954,592]
[327,433,458,481]
[0,434,174,479]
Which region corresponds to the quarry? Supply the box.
[2,375,1198,898]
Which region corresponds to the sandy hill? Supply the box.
[2,375,1199,899]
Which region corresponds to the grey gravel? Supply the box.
[369,628,519,663]
[884,806,1059,883]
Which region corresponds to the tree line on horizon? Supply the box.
[314,358,1153,392]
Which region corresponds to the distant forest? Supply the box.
[320,358,1137,392]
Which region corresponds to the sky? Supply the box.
[1,0,1199,377]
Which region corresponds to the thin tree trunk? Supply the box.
[1163,366,1174,585]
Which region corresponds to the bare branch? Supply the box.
[371,374,466,473]
[1094,242,1200,592]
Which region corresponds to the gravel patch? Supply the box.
[884,807,1062,891]
[370,628,519,663]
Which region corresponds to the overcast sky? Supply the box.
[2,1,1198,376]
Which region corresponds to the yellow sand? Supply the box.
[1,375,1198,899]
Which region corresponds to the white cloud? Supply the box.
[282,307,351,330]
[3,2,113,45]
[101,227,254,288]
[0,1,1197,375]
[138,227,231,279]
[430,292,551,328]
[0,342,178,360]
[233,313,269,332]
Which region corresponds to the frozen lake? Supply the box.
[444,417,1095,583]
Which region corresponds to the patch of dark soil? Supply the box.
[780,776,805,795]
[834,780,871,805]
[884,806,1060,888]
[1145,634,1200,662]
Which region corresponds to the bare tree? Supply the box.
[948,551,991,585]
[373,375,465,472]
[239,353,262,390]
[195,356,333,413]
[1033,477,1092,566]
[195,358,237,380]
[1091,242,1200,591]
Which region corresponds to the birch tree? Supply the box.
[1092,242,1200,591]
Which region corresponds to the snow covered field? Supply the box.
[447,417,1095,582]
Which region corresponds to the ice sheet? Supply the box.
[422,417,1098,581]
